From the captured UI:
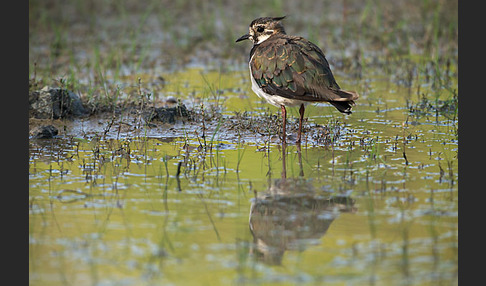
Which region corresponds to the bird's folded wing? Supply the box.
[250,37,358,102]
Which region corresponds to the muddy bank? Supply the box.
[29,109,341,147]
[28,85,342,146]
[29,84,196,139]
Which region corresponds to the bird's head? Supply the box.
[236,16,286,45]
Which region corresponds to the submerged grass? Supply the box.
[29,111,458,285]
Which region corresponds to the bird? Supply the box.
[236,16,359,143]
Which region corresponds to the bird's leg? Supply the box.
[281,140,287,179]
[297,104,305,143]
[281,105,287,143]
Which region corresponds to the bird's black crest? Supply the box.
[250,16,286,26]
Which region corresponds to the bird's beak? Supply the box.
[236,34,250,42]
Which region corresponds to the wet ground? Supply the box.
[29,1,458,285]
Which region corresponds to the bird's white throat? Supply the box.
[255,32,273,44]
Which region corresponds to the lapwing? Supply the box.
[236,16,359,143]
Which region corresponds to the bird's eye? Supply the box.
[257,26,264,33]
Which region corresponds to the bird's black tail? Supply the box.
[328,89,359,114]
[330,100,355,114]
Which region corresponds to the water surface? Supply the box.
[29,66,458,285]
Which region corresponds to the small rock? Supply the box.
[29,86,88,119]
[144,104,191,124]
[30,125,59,139]
[165,96,178,105]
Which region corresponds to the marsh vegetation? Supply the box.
[30,0,458,285]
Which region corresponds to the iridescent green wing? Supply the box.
[250,37,302,97]
[292,37,341,90]
[250,36,352,102]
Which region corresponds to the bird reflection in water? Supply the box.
[249,143,356,265]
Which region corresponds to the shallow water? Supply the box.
[29,64,457,285]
